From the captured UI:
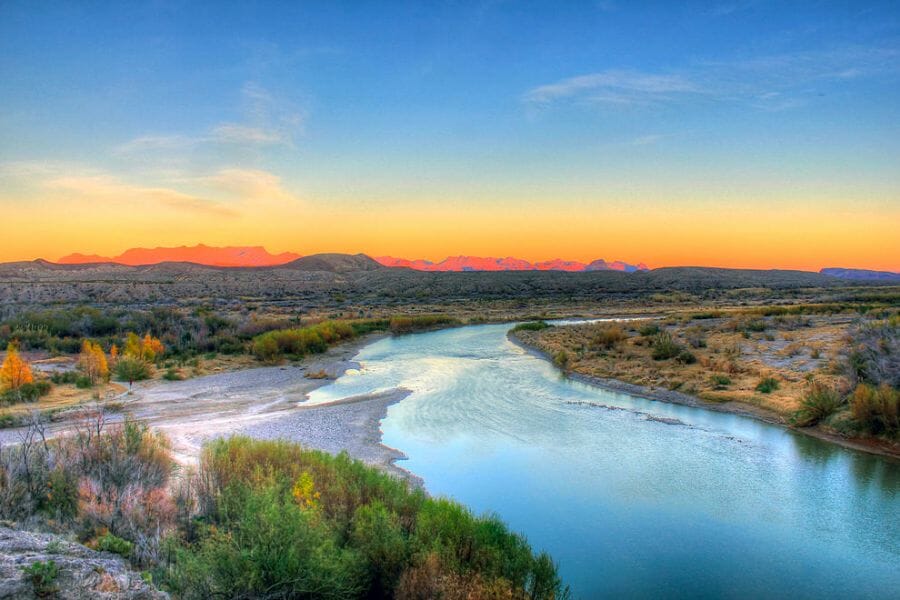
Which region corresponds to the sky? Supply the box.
[1,1,898,271]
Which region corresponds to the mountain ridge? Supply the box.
[55,245,650,272]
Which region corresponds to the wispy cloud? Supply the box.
[194,168,296,203]
[1,160,300,216]
[114,82,305,156]
[523,70,698,107]
[523,45,900,113]
[45,174,238,217]
[631,134,669,146]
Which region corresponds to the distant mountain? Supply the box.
[58,244,301,267]
[821,268,900,281]
[283,253,384,273]
[54,246,649,272]
[373,256,648,272]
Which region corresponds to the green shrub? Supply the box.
[675,349,697,364]
[50,371,79,385]
[710,375,732,389]
[161,437,567,600]
[755,377,780,394]
[638,322,660,337]
[75,375,93,389]
[22,560,59,596]
[651,332,682,360]
[95,533,133,558]
[42,467,78,519]
[115,357,151,385]
[511,321,551,332]
[1,381,52,404]
[162,368,183,381]
[792,383,845,427]
[553,350,570,370]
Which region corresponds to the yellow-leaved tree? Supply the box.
[124,332,165,362]
[1,343,34,391]
[78,340,109,385]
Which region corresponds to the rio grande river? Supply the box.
[307,323,899,599]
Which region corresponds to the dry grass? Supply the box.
[516,313,854,418]
[3,381,125,416]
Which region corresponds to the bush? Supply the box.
[638,322,660,337]
[50,371,79,385]
[792,383,845,427]
[1,380,52,404]
[590,325,626,350]
[675,349,697,364]
[847,319,899,388]
[162,437,567,600]
[553,350,570,370]
[851,384,899,438]
[75,375,93,389]
[651,332,682,360]
[115,357,151,386]
[94,532,133,558]
[22,560,59,596]
[710,375,732,389]
[755,377,780,394]
[162,368,183,381]
[511,321,551,332]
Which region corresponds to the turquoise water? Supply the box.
[308,324,900,599]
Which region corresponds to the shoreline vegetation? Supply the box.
[0,414,568,599]
[509,310,899,460]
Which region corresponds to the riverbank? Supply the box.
[508,331,900,460]
[0,332,426,482]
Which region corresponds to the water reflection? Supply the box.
[311,323,900,598]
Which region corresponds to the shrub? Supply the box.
[638,322,660,337]
[847,319,900,388]
[75,375,93,389]
[710,375,732,389]
[162,368,183,381]
[115,357,151,386]
[511,321,551,332]
[553,350,570,370]
[684,326,707,348]
[590,325,626,350]
[94,532,133,558]
[755,377,780,394]
[1,380,52,404]
[651,332,682,360]
[792,382,845,427]
[50,371,79,385]
[163,437,567,600]
[675,349,697,364]
[22,560,59,596]
[850,384,899,438]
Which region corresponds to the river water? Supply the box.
[307,323,899,599]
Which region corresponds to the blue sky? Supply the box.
[1,1,898,268]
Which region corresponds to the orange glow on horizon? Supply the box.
[2,195,897,273]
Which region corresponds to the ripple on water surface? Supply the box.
[308,323,900,599]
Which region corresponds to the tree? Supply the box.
[115,357,151,388]
[78,340,109,386]
[123,332,164,362]
[1,342,33,392]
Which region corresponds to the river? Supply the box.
[306,323,899,599]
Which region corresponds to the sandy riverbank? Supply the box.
[0,332,424,481]
[508,332,900,461]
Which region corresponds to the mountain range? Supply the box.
[56,245,649,272]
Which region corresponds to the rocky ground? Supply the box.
[0,527,166,599]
